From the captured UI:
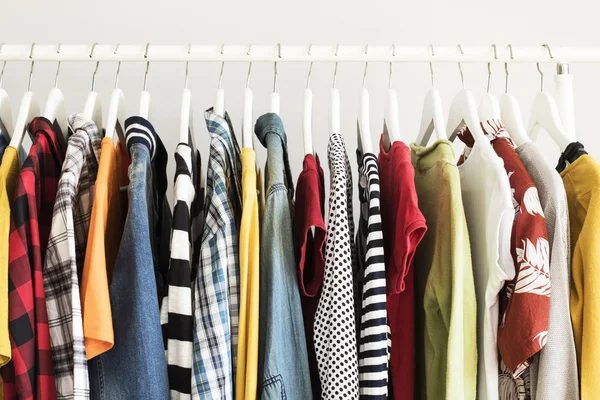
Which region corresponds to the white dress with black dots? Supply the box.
[314,133,359,400]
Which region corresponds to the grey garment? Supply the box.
[516,142,579,400]
[255,113,313,400]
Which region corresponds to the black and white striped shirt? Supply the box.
[356,151,390,399]
[160,143,196,399]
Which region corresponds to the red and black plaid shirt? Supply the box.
[3,117,65,400]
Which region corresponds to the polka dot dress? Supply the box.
[314,133,359,400]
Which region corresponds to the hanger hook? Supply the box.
[505,44,513,93]
[333,44,339,88]
[362,44,369,89]
[537,62,544,92]
[389,44,395,89]
[114,43,121,89]
[457,44,465,89]
[0,44,5,88]
[486,43,497,93]
[184,43,191,89]
[53,43,62,88]
[273,43,281,93]
[306,44,313,89]
[90,42,100,91]
[246,44,252,89]
[28,42,35,92]
[143,42,150,91]
[218,43,225,89]
[429,44,435,88]
[542,43,554,59]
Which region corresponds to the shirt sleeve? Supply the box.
[386,171,427,295]
[577,188,600,397]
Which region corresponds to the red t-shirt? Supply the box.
[378,139,427,399]
[458,120,550,377]
[293,153,326,398]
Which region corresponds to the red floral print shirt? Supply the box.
[458,120,550,378]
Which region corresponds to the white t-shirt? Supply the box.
[457,139,515,400]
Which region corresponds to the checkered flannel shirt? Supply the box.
[192,109,241,399]
[3,117,66,400]
[44,114,101,399]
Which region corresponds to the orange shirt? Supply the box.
[80,138,128,359]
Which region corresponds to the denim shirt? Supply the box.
[88,117,169,400]
[255,113,313,399]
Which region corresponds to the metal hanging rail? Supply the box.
[0,44,599,63]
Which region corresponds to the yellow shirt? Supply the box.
[0,147,21,398]
[236,148,260,400]
[561,154,600,399]
[81,138,126,359]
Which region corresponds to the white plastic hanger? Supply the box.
[302,44,313,156]
[270,43,281,115]
[242,44,254,149]
[330,44,341,136]
[357,45,373,154]
[179,44,193,145]
[10,43,40,150]
[500,45,531,146]
[447,45,487,143]
[83,43,103,132]
[0,46,14,134]
[382,44,402,150]
[528,45,574,152]
[214,44,225,118]
[138,43,151,119]
[478,45,501,121]
[43,44,69,140]
[105,44,127,149]
[416,44,447,146]
[555,62,576,137]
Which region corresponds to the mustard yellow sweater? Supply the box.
[561,154,600,400]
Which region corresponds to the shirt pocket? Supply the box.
[260,374,287,400]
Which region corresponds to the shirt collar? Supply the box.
[67,113,102,156]
[29,116,66,156]
[458,119,516,148]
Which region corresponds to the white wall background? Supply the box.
[1,0,599,210]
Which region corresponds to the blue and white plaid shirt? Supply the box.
[192,109,242,399]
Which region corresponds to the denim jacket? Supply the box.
[88,117,169,400]
[255,113,313,399]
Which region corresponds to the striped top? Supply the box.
[160,143,196,399]
[356,151,389,399]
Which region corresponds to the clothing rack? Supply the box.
[0,44,598,63]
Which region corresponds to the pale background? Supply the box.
[1,0,598,211]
